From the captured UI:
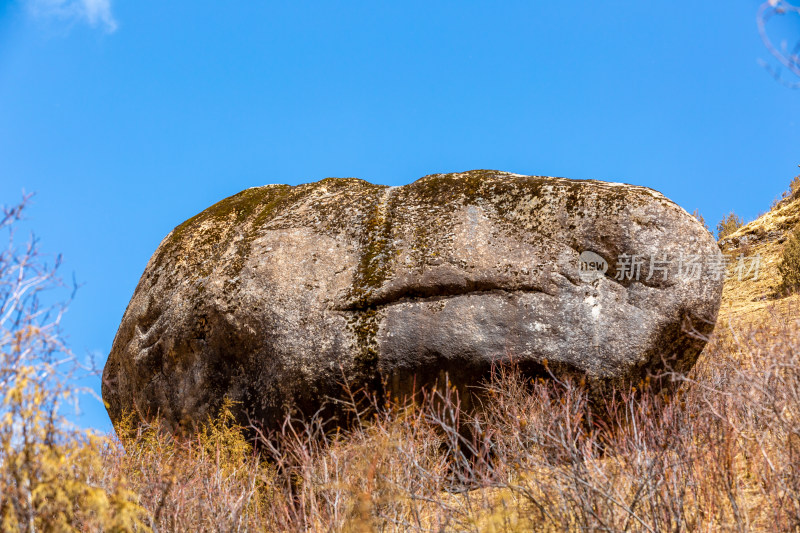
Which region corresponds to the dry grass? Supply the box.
[7,308,800,531]
[717,178,800,321]
[52,307,796,532]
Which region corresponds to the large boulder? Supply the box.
[103,170,723,432]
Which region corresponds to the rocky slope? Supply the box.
[717,186,800,322]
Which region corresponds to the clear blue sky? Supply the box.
[1,1,798,431]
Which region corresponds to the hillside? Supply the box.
[716,184,800,325]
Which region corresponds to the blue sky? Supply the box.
[1,1,798,431]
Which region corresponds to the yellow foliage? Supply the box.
[0,367,149,532]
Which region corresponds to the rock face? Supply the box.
[103,170,723,432]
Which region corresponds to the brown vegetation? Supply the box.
[779,226,800,296]
[6,314,800,532]
[692,209,710,233]
[717,212,745,240]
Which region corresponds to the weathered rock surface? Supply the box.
[103,170,723,432]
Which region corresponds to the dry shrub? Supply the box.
[102,402,274,531]
[717,212,745,240]
[206,311,800,532]
[102,305,797,533]
[692,209,710,233]
[255,400,451,531]
[5,310,800,532]
[0,196,148,531]
[779,226,800,295]
[0,369,147,532]
[783,174,800,203]
[771,173,800,210]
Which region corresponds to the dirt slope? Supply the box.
[716,186,800,325]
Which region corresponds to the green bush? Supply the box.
[778,226,800,295]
